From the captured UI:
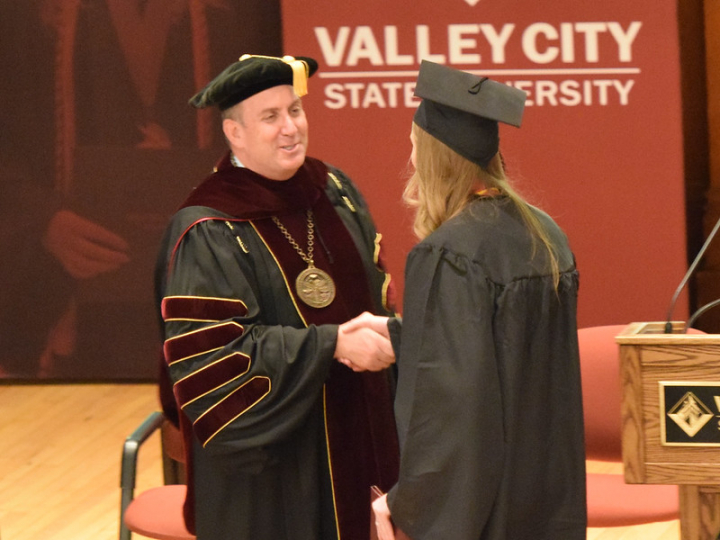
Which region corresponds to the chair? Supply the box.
[579,325,680,527]
[119,411,195,540]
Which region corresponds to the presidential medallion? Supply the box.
[296,266,336,308]
[272,210,336,309]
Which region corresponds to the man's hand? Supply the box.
[43,210,130,279]
[335,312,394,372]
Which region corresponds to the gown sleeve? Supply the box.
[159,215,338,457]
[387,244,505,540]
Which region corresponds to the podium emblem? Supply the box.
[667,392,713,437]
[661,382,720,446]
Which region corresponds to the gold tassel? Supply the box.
[281,56,308,97]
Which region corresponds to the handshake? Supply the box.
[334,312,396,372]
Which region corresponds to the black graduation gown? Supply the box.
[155,155,399,540]
[387,197,586,540]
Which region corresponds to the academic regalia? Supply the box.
[155,153,399,540]
[387,197,586,540]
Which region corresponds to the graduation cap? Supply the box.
[189,54,319,111]
[413,60,527,168]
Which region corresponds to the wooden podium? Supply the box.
[617,322,720,539]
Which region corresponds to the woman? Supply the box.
[371,61,587,540]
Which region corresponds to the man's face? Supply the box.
[227,85,309,180]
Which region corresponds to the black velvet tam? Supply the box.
[189,54,318,111]
[413,60,527,167]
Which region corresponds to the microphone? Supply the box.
[664,214,720,333]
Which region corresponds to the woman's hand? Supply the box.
[372,493,396,540]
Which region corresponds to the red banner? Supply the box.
[282,0,687,326]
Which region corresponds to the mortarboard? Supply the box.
[189,54,319,111]
[413,60,527,168]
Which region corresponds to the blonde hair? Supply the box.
[404,123,561,286]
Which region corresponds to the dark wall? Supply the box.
[683,0,720,332]
[0,0,282,380]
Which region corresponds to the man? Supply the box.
[155,54,399,540]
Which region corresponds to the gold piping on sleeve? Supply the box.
[164,321,245,365]
[341,196,356,212]
[328,172,356,213]
[199,376,272,447]
[225,221,250,253]
[167,347,223,367]
[373,233,383,265]
[176,352,252,408]
[381,273,392,313]
[165,317,224,323]
[328,171,343,190]
[373,234,393,311]
[163,295,249,322]
[164,295,248,306]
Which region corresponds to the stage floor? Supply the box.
[0,383,680,540]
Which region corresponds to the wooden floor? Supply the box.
[0,383,162,540]
[0,383,681,540]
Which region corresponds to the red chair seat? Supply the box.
[123,485,195,540]
[586,473,680,527]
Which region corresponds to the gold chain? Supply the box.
[271,210,315,267]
